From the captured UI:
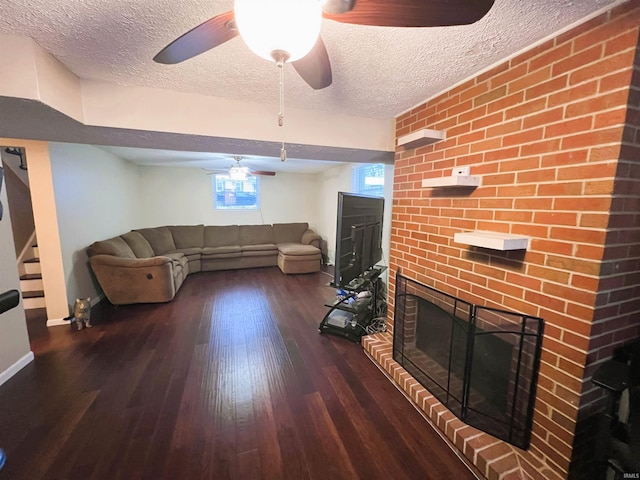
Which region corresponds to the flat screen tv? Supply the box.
[333,192,384,288]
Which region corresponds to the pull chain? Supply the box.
[277,56,287,162]
[278,57,284,127]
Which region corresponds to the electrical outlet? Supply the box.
[453,166,471,177]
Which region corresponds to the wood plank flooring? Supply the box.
[0,267,475,480]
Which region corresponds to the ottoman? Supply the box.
[277,244,322,274]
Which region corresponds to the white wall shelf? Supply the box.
[397,128,445,149]
[422,175,480,188]
[454,231,530,251]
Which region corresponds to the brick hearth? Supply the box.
[363,331,562,480]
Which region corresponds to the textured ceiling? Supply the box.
[0,0,620,118]
[0,0,621,171]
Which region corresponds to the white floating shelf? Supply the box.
[397,128,445,149]
[454,231,530,251]
[422,175,480,188]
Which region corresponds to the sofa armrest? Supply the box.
[301,229,322,249]
[88,255,177,305]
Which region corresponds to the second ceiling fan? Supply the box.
[205,157,276,180]
[154,0,496,90]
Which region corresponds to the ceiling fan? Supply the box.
[205,156,276,180]
[154,0,496,90]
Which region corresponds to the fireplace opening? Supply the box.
[393,272,544,449]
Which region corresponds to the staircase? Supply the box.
[19,244,45,310]
[2,148,44,311]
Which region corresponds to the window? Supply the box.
[352,164,385,197]
[213,175,260,210]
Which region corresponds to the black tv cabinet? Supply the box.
[318,266,387,342]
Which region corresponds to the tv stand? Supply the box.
[319,266,387,342]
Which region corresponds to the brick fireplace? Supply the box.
[373,2,640,478]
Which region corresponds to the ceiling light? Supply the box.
[234,0,323,63]
[229,164,249,181]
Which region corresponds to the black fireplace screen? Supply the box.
[392,272,544,449]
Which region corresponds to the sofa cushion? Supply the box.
[242,249,279,258]
[202,246,242,255]
[241,244,278,252]
[168,247,202,256]
[204,225,240,248]
[277,243,321,256]
[240,225,274,246]
[121,231,155,258]
[165,252,189,271]
[278,251,321,262]
[273,223,309,244]
[170,225,204,248]
[87,237,136,259]
[165,252,186,261]
[202,251,243,259]
[135,227,176,255]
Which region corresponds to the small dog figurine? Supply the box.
[73,297,92,330]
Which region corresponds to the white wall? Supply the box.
[136,166,320,229]
[48,143,141,306]
[316,164,352,263]
[0,150,32,386]
[315,163,394,271]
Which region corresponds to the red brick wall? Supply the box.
[390,2,640,475]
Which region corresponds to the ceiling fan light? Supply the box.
[234,0,322,62]
[229,164,250,180]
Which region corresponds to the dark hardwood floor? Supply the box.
[0,267,475,480]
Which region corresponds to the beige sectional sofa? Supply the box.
[87,223,322,305]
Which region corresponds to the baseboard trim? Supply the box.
[0,351,35,388]
[46,317,69,327]
[46,293,104,327]
[90,294,104,306]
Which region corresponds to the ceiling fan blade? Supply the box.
[154,10,238,64]
[292,36,332,90]
[323,0,495,27]
[251,171,276,176]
